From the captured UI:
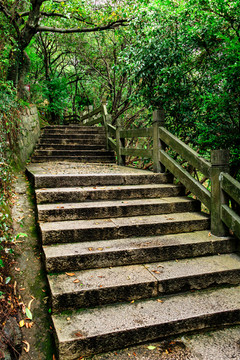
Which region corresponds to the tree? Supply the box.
[121,0,240,177]
[0,0,129,97]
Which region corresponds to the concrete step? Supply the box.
[28,172,173,189]
[40,212,210,245]
[35,144,106,151]
[48,253,240,312]
[37,197,200,222]
[33,150,114,157]
[31,156,115,163]
[37,139,106,145]
[39,134,106,140]
[43,231,236,273]
[52,285,240,359]
[36,184,184,204]
[43,127,105,133]
[43,125,104,131]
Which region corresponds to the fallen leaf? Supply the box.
[28,298,35,309]
[19,288,25,291]
[88,248,93,251]
[65,272,75,276]
[133,352,137,356]
[73,279,80,283]
[15,268,20,272]
[97,248,103,251]
[157,299,163,303]
[152,270,160,274]
[147,345,156,350]
[130,300,134,304]
[22,340,30,353]
[26,307,33,320]
[75,332,84,338]
[208,232,211,237]
[67,317,70,321]
[19,320,25,328]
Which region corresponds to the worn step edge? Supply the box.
[37,197,200,222]
[53,285,240,359]
[43,231,237,273]
[36,184,184,204]
[35,145,106,150]
[40,212,210,245]
[31,156,115,163]
[26,171,173,188]
[33,150,114,155]
[37,140,106,145]
[48,253,240,312]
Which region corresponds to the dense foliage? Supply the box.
[121,0,240,177]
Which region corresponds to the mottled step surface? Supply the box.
[53,285,240,360]
[43,231,236,272]
[33,150,114,157]
[35,144,106,151]
[28,171,173,188]
[48,253,240,312]
[37,197,200,222]
[31,156,115,163]
[40,212,210,245]
[36,183,184,204]
[37,139,106,145]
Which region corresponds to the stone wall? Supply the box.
[18,105,41,165]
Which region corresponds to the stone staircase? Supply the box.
[27,126,240,360]
[31,125,115,163]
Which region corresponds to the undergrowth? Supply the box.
[0,80,23,332]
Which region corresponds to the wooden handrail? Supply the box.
[220,173,240,206]
[159,127,211,178]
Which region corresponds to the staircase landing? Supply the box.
[27,141,240,359]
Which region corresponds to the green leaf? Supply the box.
[26,307,33,320]
[147,346,156,350]
[5,276,11,284]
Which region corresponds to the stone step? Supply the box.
[31,156,115,163]
[43,127,105,133]
[52,285,240,359]
[39,134,106,140]
[43,231,236,273]
[37,139,106,146]
[33,150,114,157]
[36,184,184,204]
[40,212,210,245]
[43,124,104,131]
[35,144,106,151]
[28,172,173,189]
[48,253,240,312]
[37,197,200,222]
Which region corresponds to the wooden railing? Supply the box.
[220,173,240,239]
[80,103,240,241]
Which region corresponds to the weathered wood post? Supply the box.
[116,118,125,166]
[152,109,165,173]
[211,149,230,236]
[101,98,110,150]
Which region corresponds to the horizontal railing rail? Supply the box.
[220,173,240,239]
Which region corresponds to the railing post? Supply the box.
[104,114,111,150]
[211,149,230,236]
[152,109,165,173]
[116,118,125,166]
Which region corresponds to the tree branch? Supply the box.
[37,20,128,33]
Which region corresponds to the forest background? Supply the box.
[0,0,240,330]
